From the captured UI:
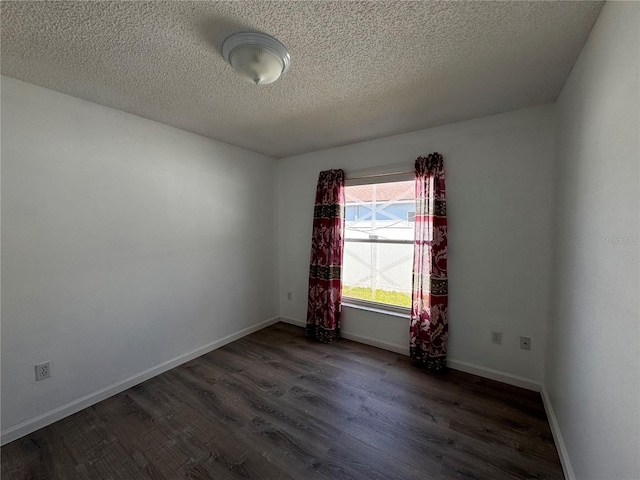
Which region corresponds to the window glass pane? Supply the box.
[345,204,372,221]
[343,180,415,309]
[377,202,412,221]
[345,180,414,241]
[343,242,413,308]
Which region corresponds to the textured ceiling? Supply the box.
[1,1,603,158]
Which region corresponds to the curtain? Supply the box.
[306,169,345,343]
[410,153,448,371]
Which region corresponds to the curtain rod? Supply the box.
[345,170,413,180]
[344,161,414,180]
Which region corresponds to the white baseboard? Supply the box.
[279,316,409,355]
[279,317,540,391]
[3,315,547,446]
[280,316,305,327]
[541,384,575,480]
[340,331,410,356]
[446,359,541,392]
[1,316,280,446]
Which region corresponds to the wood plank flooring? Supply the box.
[1,322,564,480]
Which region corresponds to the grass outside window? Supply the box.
[342,286,411,309]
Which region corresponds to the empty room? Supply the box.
[1,1,638,479]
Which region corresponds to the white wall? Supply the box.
[278,104,556,383]
[545,2,640,479]
[1,77,279,436]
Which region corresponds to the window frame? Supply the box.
[342,174,415,315]
[342,296,411,315]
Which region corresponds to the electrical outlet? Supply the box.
[491,331,502,345]
[520,336,531,351]
[287,292,292,301]
[35,361,51,381]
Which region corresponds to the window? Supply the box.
[342,179,415,311]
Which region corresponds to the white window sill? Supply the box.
[341,300,410,319]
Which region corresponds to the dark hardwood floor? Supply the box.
[1,322,564,480]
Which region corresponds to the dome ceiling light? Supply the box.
[222,32,291,85]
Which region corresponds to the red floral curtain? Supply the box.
[411,153,448,371]
[306,169,345,343]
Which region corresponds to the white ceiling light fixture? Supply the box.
[222,32,291,85]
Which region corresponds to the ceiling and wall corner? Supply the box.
[0,1,603,158]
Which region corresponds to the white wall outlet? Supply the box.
[520,336,531,350]
[491,331,502,345]
[287,292,292,301]
[35,361,51,381]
